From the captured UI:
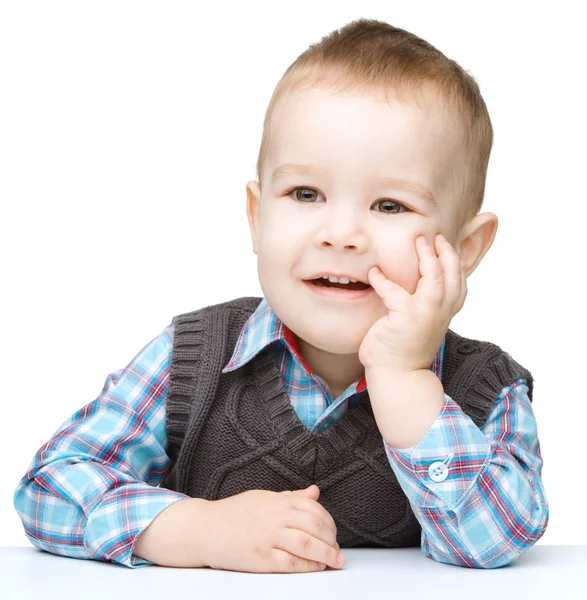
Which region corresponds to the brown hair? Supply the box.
[255,18,493,230]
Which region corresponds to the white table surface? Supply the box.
[1,545,585,600]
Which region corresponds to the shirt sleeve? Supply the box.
[13,323,189,568]
[383,378,549,569]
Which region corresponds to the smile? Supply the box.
[303,279,374,301]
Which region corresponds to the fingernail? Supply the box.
[438,233,446,242]
[337,553,345,567]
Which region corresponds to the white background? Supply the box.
[1,0,585,548]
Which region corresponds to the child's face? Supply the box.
[246,87,467,356]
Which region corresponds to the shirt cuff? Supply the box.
[384,394,492,509]
[84,485,189,568]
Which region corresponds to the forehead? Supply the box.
[267,87,464,207]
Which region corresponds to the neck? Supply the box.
[296,337,364,397]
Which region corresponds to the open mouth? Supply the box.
[307,278,371,291]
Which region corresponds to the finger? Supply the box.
[284,508,340,551]
[277,528,344,571]
[457,276,468,312]
[285,484,319,499]
[434,234,464,308]
[367,266,410,312]
[457,258,468,311]
[270,547,327,573]
[414,235,444,305]
[290,496,338,539]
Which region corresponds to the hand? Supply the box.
[200,485,344,573]
[358,233,467,373]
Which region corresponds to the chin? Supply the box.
[300,328,363,355]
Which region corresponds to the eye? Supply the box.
[287,187,325,203]
[373,199,409,214]
[286,187,410,214]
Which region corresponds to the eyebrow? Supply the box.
[270,163,437,206]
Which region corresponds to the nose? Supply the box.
[318,206,367,252]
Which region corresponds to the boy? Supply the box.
[14,18,549,573]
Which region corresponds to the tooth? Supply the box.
[350,279,357,283]
[327,276,340,283]
[338,277,350,284]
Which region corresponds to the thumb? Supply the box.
[292,484,320,498]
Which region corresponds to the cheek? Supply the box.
[257,225,298,277]
[378,238,422,295]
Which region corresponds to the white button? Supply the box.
[428,461,448,482]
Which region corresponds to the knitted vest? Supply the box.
[161,296,533,548]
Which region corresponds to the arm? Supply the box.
[132,496,211,567]
[367,369,549,569]
[365,366,445,449]
[13,324,189,568]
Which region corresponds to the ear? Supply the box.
[456,212,498,278]
[246,180,262,255]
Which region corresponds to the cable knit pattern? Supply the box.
[164,296,533,548]
[442,337,533,427]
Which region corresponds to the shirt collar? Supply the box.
[222,297,444,389]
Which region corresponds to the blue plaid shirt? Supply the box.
[14,297,549,568]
